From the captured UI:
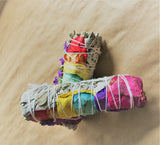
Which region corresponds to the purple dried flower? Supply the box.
[40,120,56,126]
[64,41,68,51]
[59,58,64,65]
[58,70,63,77]
[53,76,58,85]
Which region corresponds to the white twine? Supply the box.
[61,37,101,82]
[59,75,81,83]
[78,82,83,116]
[93,79,102,112]
[104,77,108,111]
[118,75,121,109]
[69,38,86,46]
[63,58,90,75]
[103,75,134,110]
[51,85,56,122]
[63,57,96,70]
[71,84,76,117]
[91,79,94,115]
[27,86,40,122]
[120,75,134,108]
[27,75,134,122]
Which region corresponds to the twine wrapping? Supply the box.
[53,31,102,85]
[21,75,147,129]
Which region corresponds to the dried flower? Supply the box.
[59,58,64,65]
[64,41,68,51]
[58,70,63,77]
[53,76,58,85]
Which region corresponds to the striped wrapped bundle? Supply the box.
[52,31,102,129]
[21,75,147,130]
[53,31,102,85]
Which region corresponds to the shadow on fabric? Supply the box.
[0,0,7,17]
[76,97,159,145]
[94,40,114,78]
[77,40,159,145]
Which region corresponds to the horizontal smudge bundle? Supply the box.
[21,75,147,130]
